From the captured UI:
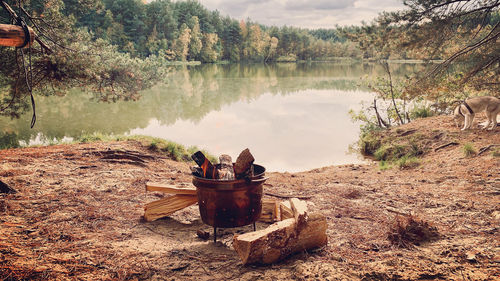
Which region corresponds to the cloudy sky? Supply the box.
[196,0,406,28]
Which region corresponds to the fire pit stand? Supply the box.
[192,164,267,243]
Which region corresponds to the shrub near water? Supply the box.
[76,134,214,162]
[357,129,426,169]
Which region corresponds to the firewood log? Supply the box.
[191,151,217,179]
[279,200,294,220]
[234,148,254,179]
[145,182,197,195]
[259,198,280,223]
[216,154,235,180]
[0,24,35,48]
[233,198,327,265]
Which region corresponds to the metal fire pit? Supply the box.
[192,164,267,242]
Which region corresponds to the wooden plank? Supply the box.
[145,182,197,195]
[0,24,35,48]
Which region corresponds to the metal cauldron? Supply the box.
[192,164,267,230]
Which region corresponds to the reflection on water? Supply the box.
[0,62,423,171]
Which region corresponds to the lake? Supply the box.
[0,62,422,172]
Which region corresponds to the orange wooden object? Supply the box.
[0,23,35,48]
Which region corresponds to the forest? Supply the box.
[1,0,499,120]
[64,0,359,62]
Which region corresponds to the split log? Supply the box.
[234,148,254,179]
[145,182,197,195]
[233,198,327,265]
[144,194,198,222]
[259,198,280,223]
[0,24,35,48]
[279,200,294,220]
[191,151,217,179]
[216,154,235,180]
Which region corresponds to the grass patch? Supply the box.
[359,131,382,156]
[462,143,477,157]
[396,156,421,169]
[492,148,500,157]
[356,128,427,170]
[378,161,393,170]
[75,134,215,162]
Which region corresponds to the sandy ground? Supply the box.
[0,115,499,280]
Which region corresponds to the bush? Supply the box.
[410,105,434,119]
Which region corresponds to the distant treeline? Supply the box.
[62,0,363,62]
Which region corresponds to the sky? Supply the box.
[195,0,406,28]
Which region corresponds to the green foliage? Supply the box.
[350,1,500,95]
[462,143,477,158]
[61,0,363,62]
[358,131,382,157]
[0,132,20,149]
[396,155,420,169]
[410,104,434,119]
[378,160,392,170]
[77,132,110,143]
[142,136,214,162]
[276,55,298,62]
[74,134,213,162]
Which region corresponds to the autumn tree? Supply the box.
[200,33,219,63]
[173,23,191,61]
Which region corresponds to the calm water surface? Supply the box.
[0,62,422,172]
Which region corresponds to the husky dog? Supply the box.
[453,96,500,130]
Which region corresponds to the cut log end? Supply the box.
[0,24,35,48]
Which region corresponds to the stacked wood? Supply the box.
[0,24,35,48]
[233,198,327,265]
[143,182,197,222]
[191,149,256,180]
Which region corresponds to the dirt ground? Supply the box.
[1,115,499,280]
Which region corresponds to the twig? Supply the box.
[434,142,459,151]
[477,144,500,156]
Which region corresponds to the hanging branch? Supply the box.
[383,62,405,125]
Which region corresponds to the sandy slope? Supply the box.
[0,115,499,280]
